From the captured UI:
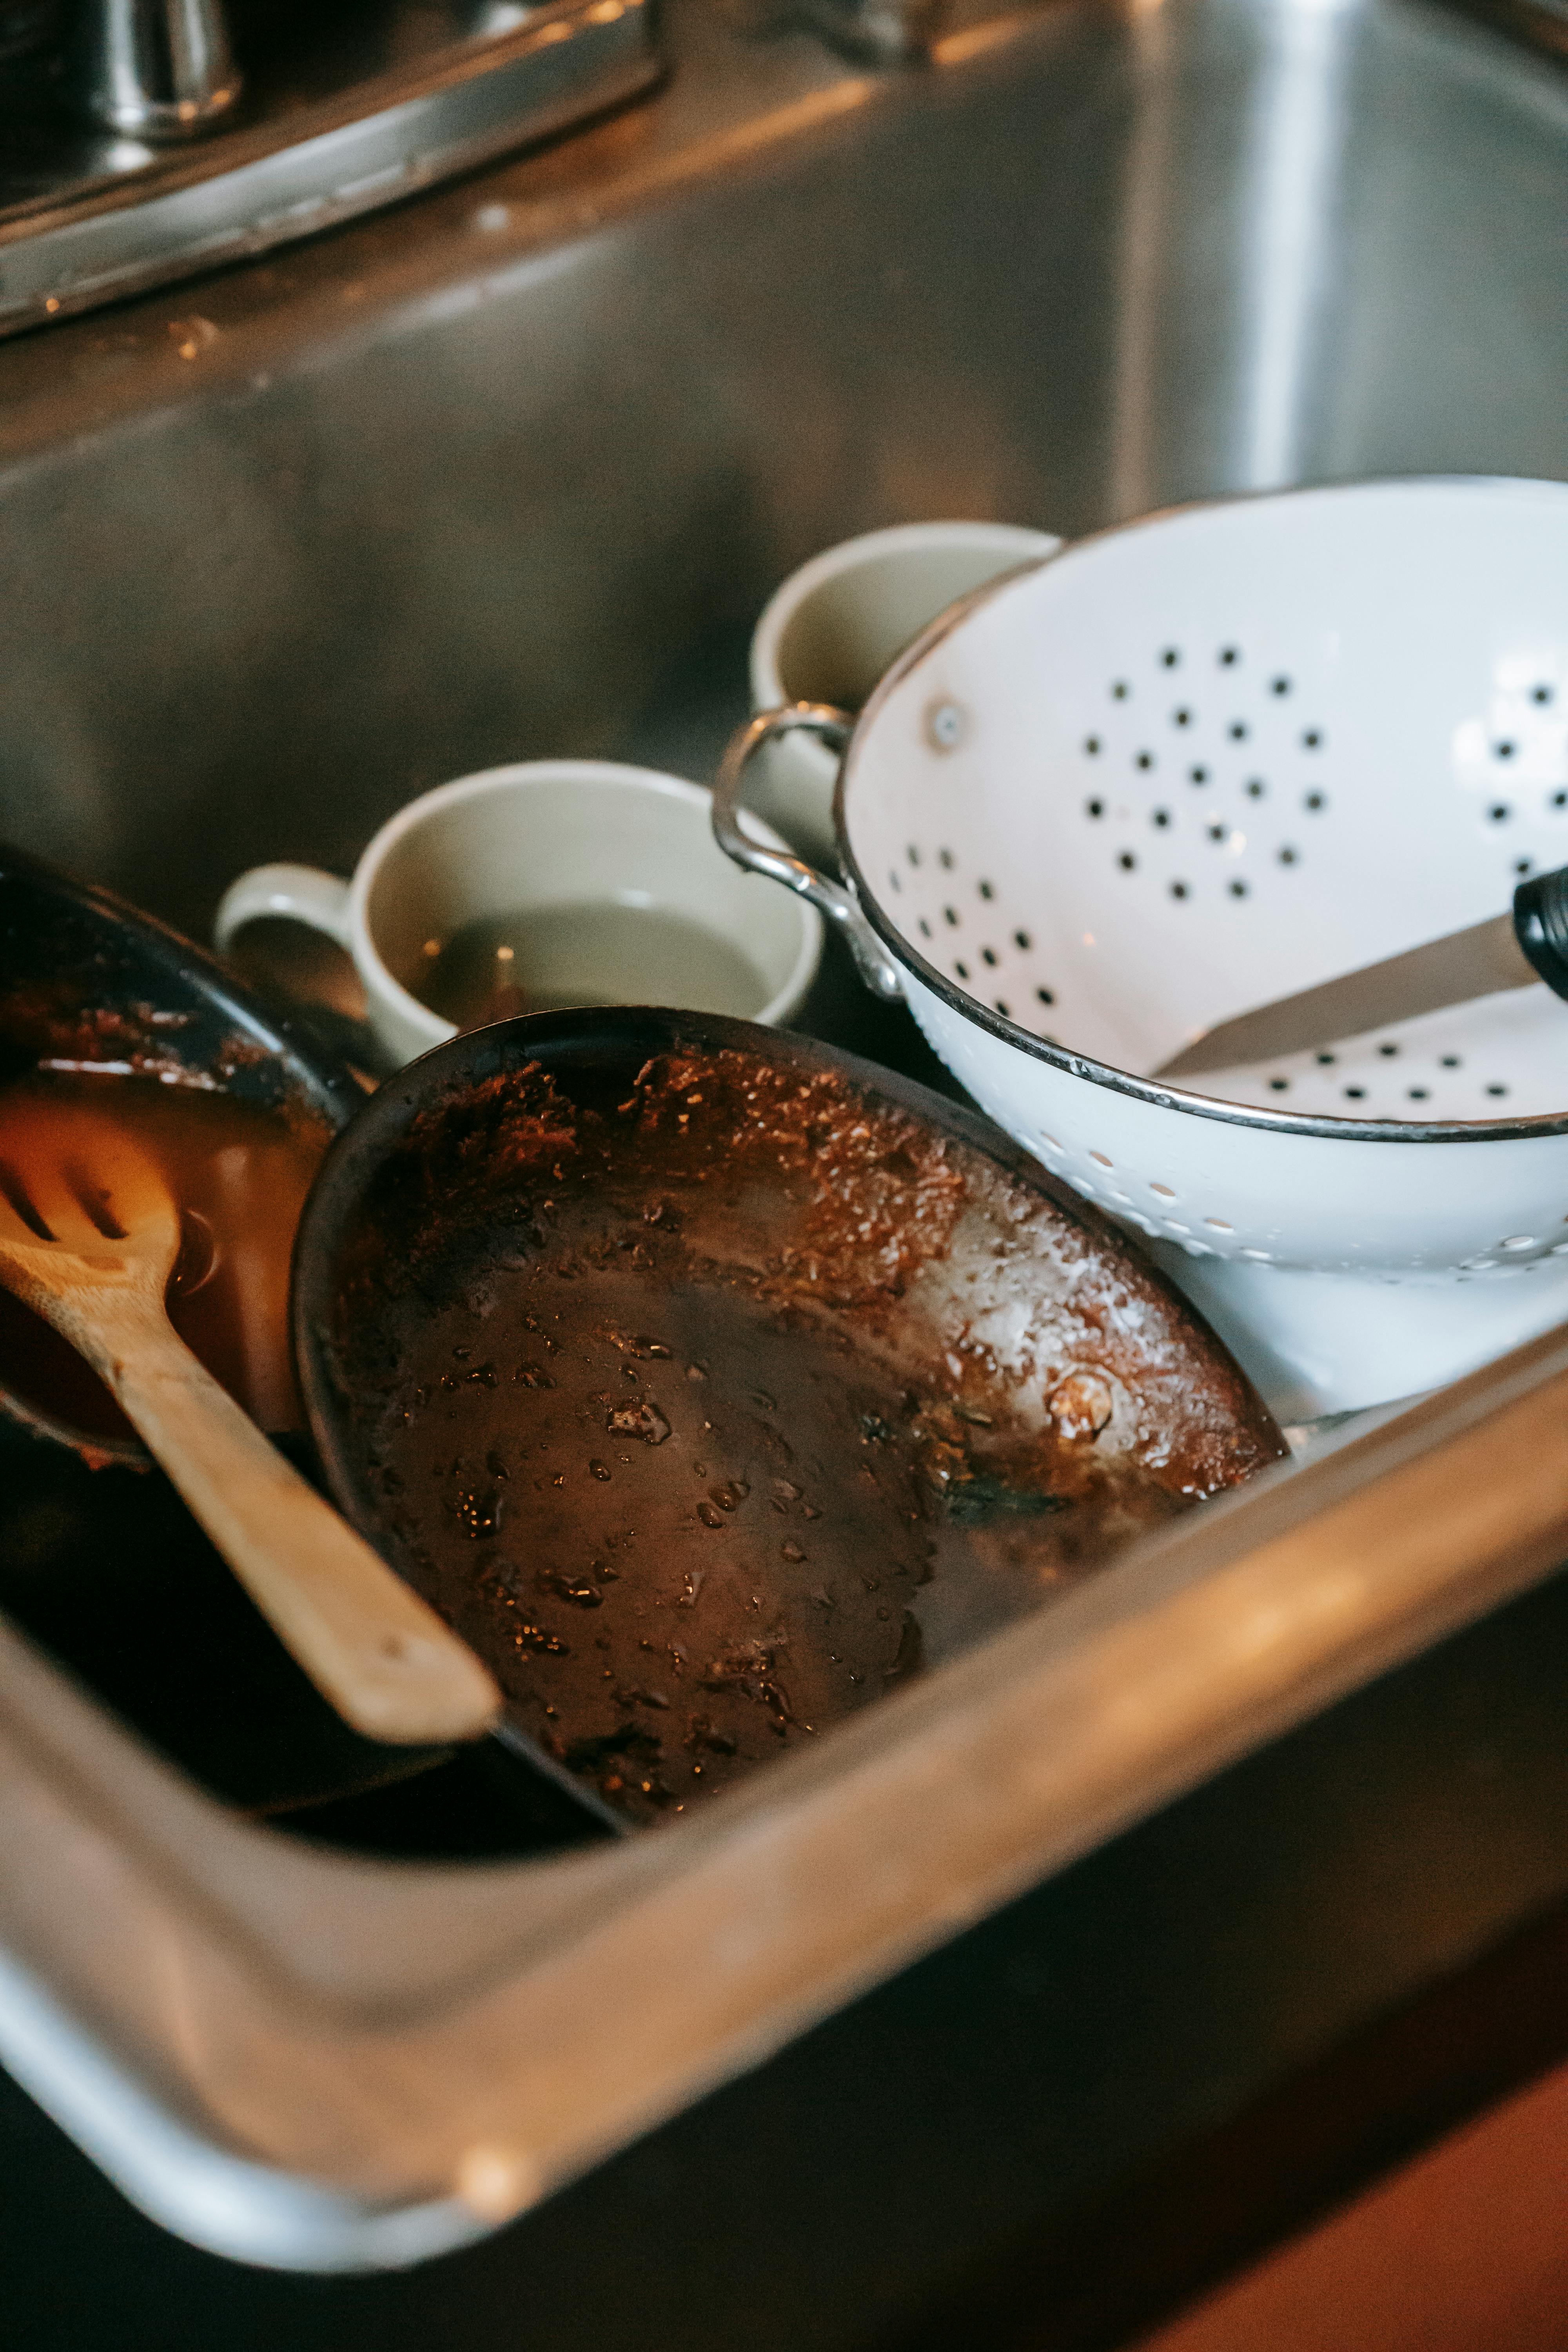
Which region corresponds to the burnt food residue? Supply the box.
[330,1048,1283,1824]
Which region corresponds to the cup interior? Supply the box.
[767,528,1058,713]
[363,766,815,1026]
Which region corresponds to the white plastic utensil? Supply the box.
[716,478,1568,1416]
[0,1128,501,1744]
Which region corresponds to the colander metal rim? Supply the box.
[835,473,1568,1148]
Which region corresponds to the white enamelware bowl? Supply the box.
[716,478,1568,1417]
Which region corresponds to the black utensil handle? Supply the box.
[1514,866,1568,1001]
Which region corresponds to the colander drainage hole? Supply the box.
[938,848,955,870]
[1408,1087,1430,1100]
[918,918,931,939]
[1152,808,1171,828]
[1189,766,1210,786]
[1305,791,1327,812]
[1246,779,1266,799]
[1084,736,1102,755]
[1552,792,1567,811]
[1441,1054,1462,1067]
[1228,722,1249,741]
[1269,1076,1289,1091]
[1533,686,1555,705]
[1112,681,1130,701]
[888,869,902,892]
[906,844,921,865]
[1494,741,1517,760]
[1343,1086,1365,1100]
[1490,805,1511,822]
[1278,846,1299,865]
[1219,646,1240,667]
[981,947,998,967]
[1316,1051,1336,1066]
[1086,798,1105,818]
[1517,859,1534,877]
[1169,881,1190,900]
[978,879,995,900]
[1036,987,1055,1005]
[1207,822,1226,842]
[1118,852,1137,871]
[995,1000,1010,1017]
[944,906,959,925]
[1014,929,1031,950]
[1230,880,1249,897]
[1377,1042,1399,1057]
[1172,707,1193,728]
[955,961,969,980]
[1488,1084,1509,1098]
[1303,730,1324,750]
[1271,675,1292,696]
[1161,648,1180,668]
[1135,751,1155,770]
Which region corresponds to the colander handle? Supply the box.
[713,705,905,1002]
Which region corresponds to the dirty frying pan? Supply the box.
[293,1011,1285,1831]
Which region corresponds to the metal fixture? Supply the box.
[0,0,661,338]
[76,0,241,141]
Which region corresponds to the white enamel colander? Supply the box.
[715,478,1568,1417]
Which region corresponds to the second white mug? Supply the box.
[214,760,823,1067]
[747,519,1063,864]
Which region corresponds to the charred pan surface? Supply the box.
[327,1047,1283,1826]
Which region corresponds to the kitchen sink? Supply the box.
[2,0,1568,2312]
[0,0,1564,939]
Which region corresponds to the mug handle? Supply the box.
[713,705,904,1002]
[214,864,353,958]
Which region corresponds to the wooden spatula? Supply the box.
[0,1127,500,1746]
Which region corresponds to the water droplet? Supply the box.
[781,1542,806,1563]
[686,1361,709,1382]
[697,1501,724,1528]
[589,1458,612,1481]
[454,1488,502,1539]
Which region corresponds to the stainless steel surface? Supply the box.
[0,0,661,336]
[0,0,1563,935]
[713,703,905,995]
[0,0,1566,2264]
[1155,906,1539,1076]
[77,0,241,140]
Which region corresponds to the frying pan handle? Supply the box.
[713,706,905,1002]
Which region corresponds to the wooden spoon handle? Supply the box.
[103,1312,500,1745]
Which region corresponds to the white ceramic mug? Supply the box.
[214,760,823,1067]
[747,520,1063,864]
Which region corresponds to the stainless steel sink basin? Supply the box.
[1,0,1567,2277]
[0,0,1564,942]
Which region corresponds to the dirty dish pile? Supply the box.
[716,477,1568,1417]
[294,1011,1283,1827]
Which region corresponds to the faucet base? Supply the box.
[0,0,661,339]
